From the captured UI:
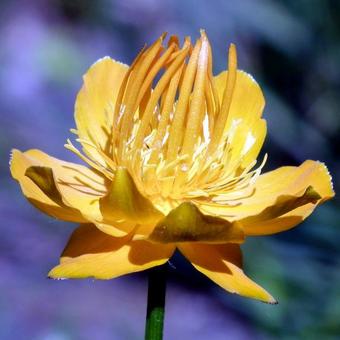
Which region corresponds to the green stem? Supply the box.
[144,263,167,340]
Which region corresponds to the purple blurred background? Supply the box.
[1,0,339,339]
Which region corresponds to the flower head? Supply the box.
[11,31,334,303]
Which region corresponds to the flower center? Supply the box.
[66,32,266,215]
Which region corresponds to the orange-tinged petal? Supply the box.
[22,149,106,211]
[25,166,66,207]
[100,167,163,225]
[198,160,334,235]
[214,70,265,127]
[99,167,164,237]
[11,149,132,237]
[213,70,266,169]
[75,57,128,164]
[178,243,276,303]
[13,149,157,238]
[240,186,321,235]
[48,224,175,279]
[14,149,134,238]
[228,118,267,170]
[10,149,86,223]
[149,202,244,243]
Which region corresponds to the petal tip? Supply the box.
[47,275,68,281]
[92,55,111,65]
[250,286,278,305]
[9,148,18,167]
[200,28,207,38]
[263,294,278,305]
[87,56,129,78]
[269,299,279,305]
[316,160,335,197]
[47,268,67,280]
[9,148,23,176]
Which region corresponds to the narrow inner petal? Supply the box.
[149,202,244,243]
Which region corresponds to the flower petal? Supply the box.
[14,149,135,237]
[27,164,128,238]
[75,57,128,164]
[11,149,85,222]
[48,224,175,279]
[10,149,136,238]
[149,202,244,243]
[25,166,66,207]
[99,167,164,235]
[199,160,334,235]
[178,243,276,303]
[214,70,266,169]
[100,167,163,223]
[240,186,321,235]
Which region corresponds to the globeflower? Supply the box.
[11,31,333,307]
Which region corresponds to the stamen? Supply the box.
[118,35,165,160]
[76,138,117,172]
[171,33,211,193]
[180,31,209,159]
[112,45,146,140]
[70,128,78,135]
[64,139,113,180]
[166,38,202,162]
[208,43,237,155]
[134,43,178,116]
[132,44,190,153]
[201,41,219,137]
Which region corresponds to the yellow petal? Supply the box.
[228,118,267,170]
[100,167,163,232]
[10,149,85,222]
[24,166,129,238]
[178,243,276,303]
[75,57,128,164]
[150,202,244,243]
[12,149,131,236]
[199,160,334,235]
[25,166,65,207]
[12,149,133,237]
[48,224,175,279]
[241,186,321,235]
[213,70,266,169]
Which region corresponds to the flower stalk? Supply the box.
[145,264,168,340]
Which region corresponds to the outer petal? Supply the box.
[48,224,175,279]
[11,149,134,237]
[11,150,157,237]
[96,167,165,238]
[178,243,276,303]
[198,160,334,236]
[11,149,86,222]
[214,70,266,169]
[149,202,244,244]
[75,57,128,164]
[100,167,163,230]
[13,149,135,233]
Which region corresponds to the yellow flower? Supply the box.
[11,31,334,303]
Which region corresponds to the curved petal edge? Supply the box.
[48,224,175,279]
[179,243,277,304]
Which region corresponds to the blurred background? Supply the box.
[0,0,339,339]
